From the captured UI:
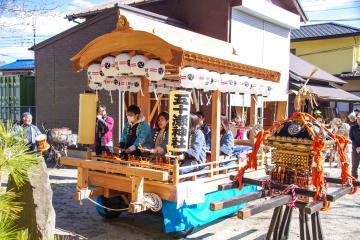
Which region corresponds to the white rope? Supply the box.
[86,197,129,212]
[142,193,162,212]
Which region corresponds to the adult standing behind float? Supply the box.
[119,105,152,156]
[195,111,211,151]
[349,113,360,179]
[146,111,169,155]
[220,116,234,156]
[178,114,206,174]
[95,105,114,156]
[15,112,41,151]
[348,112,357,127]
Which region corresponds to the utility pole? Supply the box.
[32,17,36,46]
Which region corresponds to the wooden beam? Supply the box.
[77,167,88,189]
[73,187,104,200]
[182,51,280,82]
[241,177,348,202]
[325,177,360,186]
[211,91,221,162]
[211,190,269,211]
[149,94,163,123]
[249,95,257,145]
[238,195,292,219]
[131,176,144,202]
[138,77,150,122]
[87,171,177,201]
[60,157,168,181]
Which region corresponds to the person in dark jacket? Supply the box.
[349,113,360,179]
[178,114,206,174]
[95,105,114,156]
[147,111,169,155]
[195,111,211,151]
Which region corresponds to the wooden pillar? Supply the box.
[137,78,150,121]
[276,101,288,122]
[250,95,258,145]
[211,91,221,162]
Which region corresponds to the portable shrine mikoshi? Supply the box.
[210,112,359,240]
[60,10,287,236]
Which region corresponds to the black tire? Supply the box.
[96,195,128,219]
[169,227,195,239]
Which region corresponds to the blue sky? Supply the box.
[0,0,360,64]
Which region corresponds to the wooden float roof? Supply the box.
[71,11,281,82]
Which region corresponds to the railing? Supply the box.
[95,153,250,185]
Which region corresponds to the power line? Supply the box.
[297,45,354,57]
[302,0,360,7]
[306,5,360,12]
[308,18,360,22]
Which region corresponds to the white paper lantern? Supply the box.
[263,81,272,97]
[237,76,251,94]
[208,71,221,91]
[128,77,142,92]
[194,69,210,89]
[101,56,117,77]
[250,78,262,95]
[229,75,239,93]
[257,79,267,96]
[103,77,119,91]
[145,59,165,81]
[155,80,166,94]
[89,80,103,90]
[115,53,132,75]
[219,73,231,93]
[87,64,106,83]
[117,76,128,91]
[130,55,148,76]
[180,67,196,88]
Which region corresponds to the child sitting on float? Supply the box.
[145,111,169,155]
[178,113,206,174]
[119,105,152,157]
[219,116,235,168]
[233,114,246,140]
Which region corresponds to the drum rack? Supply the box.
[211,177,360,240]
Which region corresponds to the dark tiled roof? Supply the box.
[291,22,360,41]
[66,0,160,20]
[0,59,34,70]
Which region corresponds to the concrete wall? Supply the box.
[35,10,120,141]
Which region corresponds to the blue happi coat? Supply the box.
[119,117,152,150]
[220,131,234,156]
[186,128,206,164]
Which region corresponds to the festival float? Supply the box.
[60,10,359,239]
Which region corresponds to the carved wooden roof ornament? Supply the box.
[71,13,281,82]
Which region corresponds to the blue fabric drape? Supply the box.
[162,185,257,233]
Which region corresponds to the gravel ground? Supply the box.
[50,166,360,240]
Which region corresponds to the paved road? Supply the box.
[50,167,360,240]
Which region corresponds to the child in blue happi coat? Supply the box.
[219,115,234,167]
[178,114,206,174]
[119,105,152,156]
[195,111,211,151]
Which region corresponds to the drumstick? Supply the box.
[138,146,152,152]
